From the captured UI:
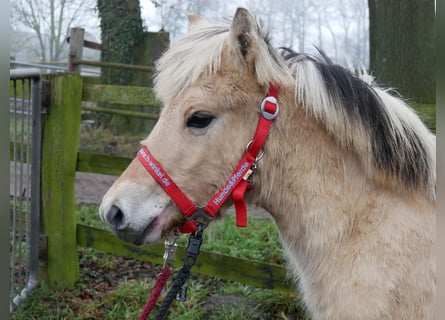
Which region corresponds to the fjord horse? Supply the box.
[100,8,436,319]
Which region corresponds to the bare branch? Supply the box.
[11,0,96,61]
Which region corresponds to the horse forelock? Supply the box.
[154,18,291,104]
[154,24,229,103]
[154,13,435,201]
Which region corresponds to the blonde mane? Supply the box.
[154,21,292,103]
[154,17,436,201]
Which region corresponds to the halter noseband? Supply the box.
[137,84,280,234]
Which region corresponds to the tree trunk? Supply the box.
[130,31,170,133]
[97,0,144,86]
[368,0,435,104]
[96,0,169,134]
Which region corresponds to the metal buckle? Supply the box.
[162,238,178,268]
[260,96,280,120]
[184,207,213,227]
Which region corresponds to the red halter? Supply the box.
[137,84,280,233]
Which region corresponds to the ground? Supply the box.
[9,163,115,205]
[75,171,117,205]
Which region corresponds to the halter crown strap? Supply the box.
[204,84,280,227]
[137,83,280,233]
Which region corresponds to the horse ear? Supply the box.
[229,7,259,62]
[187,13,207,31]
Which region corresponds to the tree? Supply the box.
[246,0,312,50]
[150,0,227,40]
[11,0,92,61]
[97,0,145,85]
[96,0,169,134]
[368,0,435,103]
[244,0,369,66]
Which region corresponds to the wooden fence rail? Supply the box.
[74,59,154,72]
[82,83,161,107]
[77,224,292,292]
[35,73,292,292]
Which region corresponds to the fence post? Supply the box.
[67,28,85,73]
[40,74,83,288]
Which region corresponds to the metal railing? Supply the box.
[10,69,42,313]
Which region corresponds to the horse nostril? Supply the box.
[106,205,127,231]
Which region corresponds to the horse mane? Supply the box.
[282,48,436,200]
[154,20,290,103]
[154,17,436,200]
[154,25,229,103]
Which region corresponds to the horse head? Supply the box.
[99,8,285,244]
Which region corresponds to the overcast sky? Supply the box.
[139,1,249,35]
[11,0,371,65]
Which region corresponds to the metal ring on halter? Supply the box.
[245,140,265,162]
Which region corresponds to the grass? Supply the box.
[14,274,306,319]
[13,274,306,319]
[12,204,307,319]
[78,123,144,157]
[411,103,435,133]
[75,203,107,229]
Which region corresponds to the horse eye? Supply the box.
[186,112,215,129]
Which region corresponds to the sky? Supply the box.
[133,0,369,65]
[138,1,249,35]
[11,0,370,66]
[82,1,249,40]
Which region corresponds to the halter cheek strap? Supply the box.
[137,83,280,233]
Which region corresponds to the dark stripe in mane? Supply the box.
[280,48,432,193]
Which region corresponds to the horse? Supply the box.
[99,7,436,319]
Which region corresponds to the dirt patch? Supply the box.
[75,172,117,205]
[9,162,116,205]
[79,249,161,287]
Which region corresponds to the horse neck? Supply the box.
[254,93,433,258]
[255,97,373,252]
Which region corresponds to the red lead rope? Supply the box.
[137,266,172,320]
[137,83,280,234]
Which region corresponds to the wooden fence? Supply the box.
[34,73,292,292]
